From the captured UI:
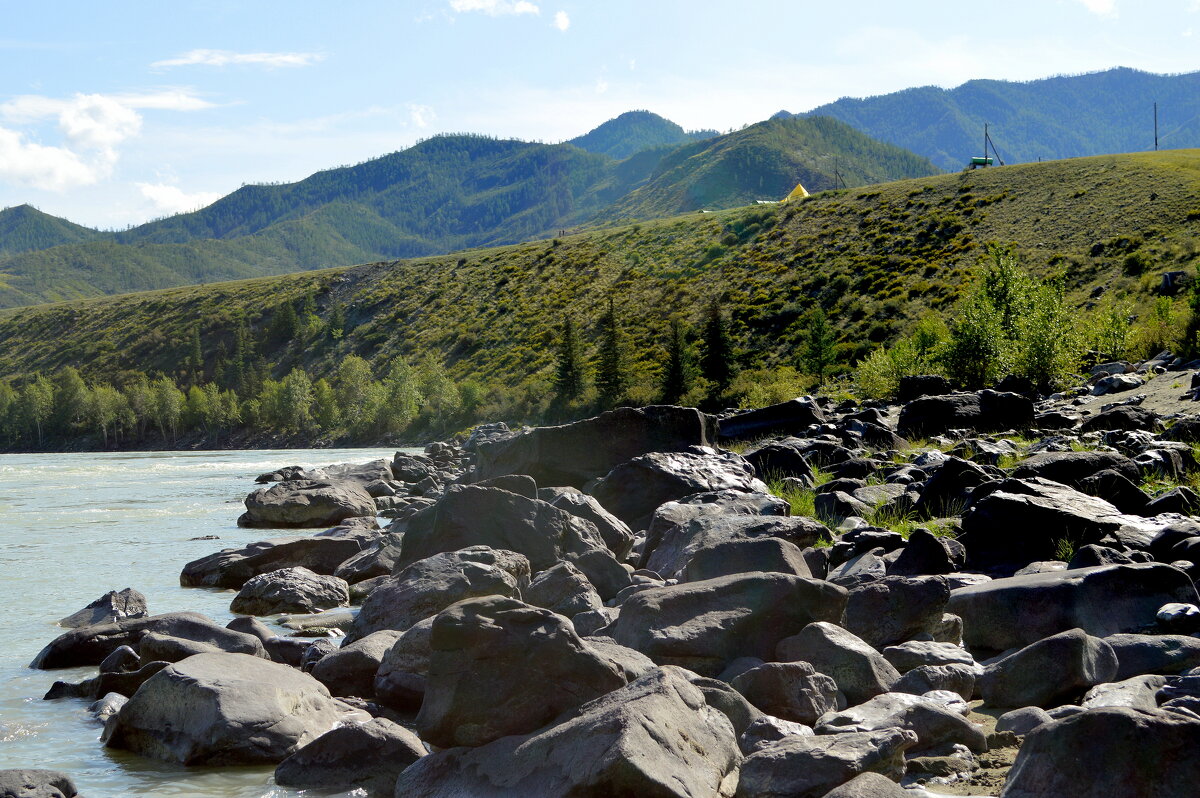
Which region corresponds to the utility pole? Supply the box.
[1155,102,1159,151]
[984,123,988,162]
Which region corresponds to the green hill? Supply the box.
[1,150,1195,398]
[568,110,716,159]
[0,205,104,256]
[796,67,1200,171]
[0,119,937,308]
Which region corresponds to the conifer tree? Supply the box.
[595,297,628,407]
[701,299,735,393]
[188,326,204,383]
[800,307,837,382]
[553,316,586,405]
[661,319,694,404]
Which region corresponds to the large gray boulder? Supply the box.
[0,770,80,798]
[897,390,1033,438]
[590,447,768,531]
[180,521,378,589]
[1011,451,1141,489]
[815,692,986,754]
[240,480,377,528]
[776,622,901,706]
[473,405,715,487]
[416,596,627,748]
[394,666,740,797]
[310,630,403,698]
[547,491,636,560]
[822,773,911,798]
[718,398,826,441]
[230,567,349,616]
[612,573,848,677]
[642,490,791,569]
[1103,633,1200,680]
[103,652,362,765]
[682,537,813,583]
[646,514,825,580]
[397,485,610,574]
[961,477,1131,572]
[373,617,435,711]
[980,628,1118,708]
[735,727,916,798]
[274,717,425,797]
[31,612,265,669]
[731,662,841,725]
[842,576,950,649]
[349,547,527,642]
[947,563,1199,652]
[523,561,603,618]
[58,588,147,628]
[1002,707,1200,797]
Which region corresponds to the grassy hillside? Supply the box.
[0,205,104,256]
[799,67,1200,171]
[568,110,717,159]
[0,120,936,309]
[1,150,1196,399]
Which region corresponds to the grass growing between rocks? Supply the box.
[765,468,835,531]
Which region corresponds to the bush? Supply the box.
[940,290,1007,388]
[1014,281,1082,390]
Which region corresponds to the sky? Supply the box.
[1,0,1198,229]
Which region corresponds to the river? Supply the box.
[0,448,407,797]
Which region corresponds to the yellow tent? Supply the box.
[782,181,809,202]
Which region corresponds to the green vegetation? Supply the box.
[800,67,1200,171]
[0,150,1198,449]
[568,110,717,160]
[0,117,938,309]
[0,205,104,256]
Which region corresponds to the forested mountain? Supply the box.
[0,118,937,308]
[568,110,717,159]
[0,205,104,256]
[792,67,1200,171]
[606,116,939,220]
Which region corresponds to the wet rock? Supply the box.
[103,652,363,765]
[58,588,147,628]
[0,770,80,798]
[274,717,424,797]
[240,480,377,528]
[230,567,349,616]
[180,522,377,589]
[89,692,127,724]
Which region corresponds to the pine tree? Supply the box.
[595,297,628,407]
[188,326,204,384]
[553,316,586,405]
[326,302,347,341]
[700,299,735,393]
[268,301,299,345]
[800,307,837,381]
[661,319,694,404]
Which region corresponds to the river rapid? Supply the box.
[0,448,407,797]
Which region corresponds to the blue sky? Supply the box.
[1,0,1197,228]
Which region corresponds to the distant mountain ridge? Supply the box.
[0,116,938,308]
[790,67,1200,171]
[0,205,104,256]
[568,110,717,159]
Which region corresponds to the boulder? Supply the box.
[743,441,816,484]
[682,538,813,583]
[1104,633,1200,680]
[893,664,976,701]
[240,480,377,528]
[995,706,1053,736]
[310,630,403,698]
[103,652,362,765]
[730,662,842,725]
[473,405,715,487]
[416,596,627,748]
[31,612,265,669]
[1003,707,1200,797]
[230,567,349,616]
[1081,674,1166,711]
[394,666,740,798]
[645,514,825,580]
[898,390,1033,438]
[738,715,815,756]
[546,491,635,560]
[912,457,992,519]
[980,628,1118,708]
[897,375,953,403]
[775,622,901,705]
[947,563,1199,652]
[734,728,916,798]
[1011,451,1141,488]
[815,691,987,753]
[0,770,80,798]
[612,573,847,677]
[641,489,791,569]
[523,561,603,618]
[718,397,826,441]
[397,485,610,573]
[1076,469,1152,514]
[842,576,950,649]
[58,588,147,628]
[881,641,975,673]
[960,477,1134,572]
[180,523,377,589]
[274,717,425,797]
[373,617,435,711]
[335,532,405,584]
[889,530,966,577]
[1079,405,1161,433]
[590,447,768,531]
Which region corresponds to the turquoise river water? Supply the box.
[0,448,407,797]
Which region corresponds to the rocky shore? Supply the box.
[16,369,1200,797]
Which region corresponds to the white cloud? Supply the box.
[0,91,212,192]
[448,0,540,16]
[1074,0,1117,16]
[408,103,435,128]
[595,78,609,94]
[554,10,570,30]
[151,49,325,69]
[137,182,222,215]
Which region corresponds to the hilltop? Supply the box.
[0,117,936,309]
[0,205,104,257]
[0,150,1195,401]
[568,110,717,159]
[792,67,1200,171]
